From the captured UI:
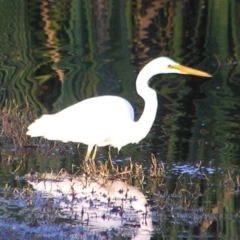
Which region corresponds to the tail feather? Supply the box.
[27,115,57,140]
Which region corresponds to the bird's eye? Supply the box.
[168,64,177,70]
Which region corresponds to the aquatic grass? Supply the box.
[149,153,165,178]
[0,102,50,149]
[82,156,146,182]
[0,102,54,173]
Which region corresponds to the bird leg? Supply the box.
[83,145,96,173]
[89,145,97,170]
[85,145,98,161]
[108,146,116,171]
[91,145,98,160]
[108,146,112,162]
[84,145,92,161]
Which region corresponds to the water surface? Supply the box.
[1,0,240,239]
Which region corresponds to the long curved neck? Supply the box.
[135,70,158,140]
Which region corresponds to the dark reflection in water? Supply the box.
[1,0,240,237]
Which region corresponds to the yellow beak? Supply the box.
[172,64,212,78]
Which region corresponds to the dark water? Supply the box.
[1,0,240,239]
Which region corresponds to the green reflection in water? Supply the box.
[191,67,240,167]
[0,0,35,108]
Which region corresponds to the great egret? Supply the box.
[27,57,211,159]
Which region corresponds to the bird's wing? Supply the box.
[28,96,135,147]
[58,96,134,145]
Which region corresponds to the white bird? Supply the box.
[27,57,211,160]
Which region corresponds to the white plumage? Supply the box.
[27,57,211,159]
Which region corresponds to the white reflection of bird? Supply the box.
[27,57,211,160]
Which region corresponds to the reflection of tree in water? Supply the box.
[133,0,174,60]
